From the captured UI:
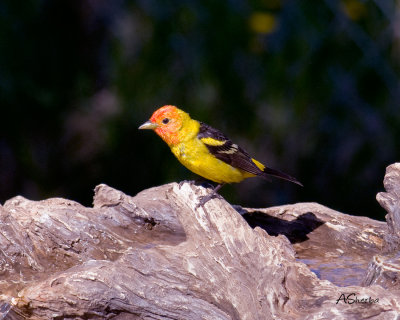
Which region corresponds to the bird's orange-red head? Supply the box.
[139,105,191,146]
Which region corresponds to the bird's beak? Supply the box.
[138,121,159,130]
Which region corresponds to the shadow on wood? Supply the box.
[241,210,325,243]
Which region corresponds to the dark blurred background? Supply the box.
[1,0,399,220]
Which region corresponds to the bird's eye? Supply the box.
[162,118,170,124]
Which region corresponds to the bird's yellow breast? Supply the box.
[170,138,253,184]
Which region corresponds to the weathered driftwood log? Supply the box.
[0,170,399,319]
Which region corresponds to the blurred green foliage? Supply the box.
[1,0,399,219]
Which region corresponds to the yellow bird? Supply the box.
[139,105,302,206]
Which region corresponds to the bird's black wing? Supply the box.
[197,122,263,175]
[198,122,303,186]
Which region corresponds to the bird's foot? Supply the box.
[195,184,224,209]
[195,193,217,209]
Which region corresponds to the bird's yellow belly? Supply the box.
[171,141,253,184]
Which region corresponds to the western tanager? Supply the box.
[139,105,302,206]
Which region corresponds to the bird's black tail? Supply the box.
[261,166,303,186]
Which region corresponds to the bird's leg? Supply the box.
[196,184,225,208]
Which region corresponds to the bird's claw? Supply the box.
[195,195,211,209]
[195,192,223,209]
[195,183,224,209]
[195,198,208,209]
